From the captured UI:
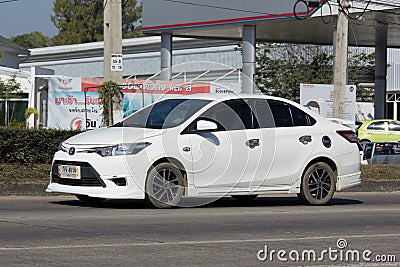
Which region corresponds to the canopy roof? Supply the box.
[142,0,400,47]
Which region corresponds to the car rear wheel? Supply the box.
[145,162,185,208]
[298,162,336,205]
[75,194,105,204]
[231,195,258,201]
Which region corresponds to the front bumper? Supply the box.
[46,151,149,199]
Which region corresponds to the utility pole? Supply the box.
[333,0,349,119]
[104,0,123,124]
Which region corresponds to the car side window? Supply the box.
[268,101,293,127]
[248,98,275,128]
[267,100,315,127]
[389,122,400,131]
[367,122,385,130]
[200,99,253,131]
[291,106,316,126]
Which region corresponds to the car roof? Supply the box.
[162,93,320,114]
[360,119,399,123]
[163,93,293,103]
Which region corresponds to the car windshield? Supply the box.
[355,121,363,130]
[116,99,211,129]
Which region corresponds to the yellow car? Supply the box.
[356,119,400,143]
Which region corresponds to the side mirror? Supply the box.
[196,120,218,132]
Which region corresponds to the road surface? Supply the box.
[0,192,399,266]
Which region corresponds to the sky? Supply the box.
[0,0,57,38]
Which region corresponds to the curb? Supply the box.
[343,180,400,192]
[0,181,399,196]
[0,183,51,196]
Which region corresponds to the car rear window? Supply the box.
[389,122,400,131]
[268,100,316,127]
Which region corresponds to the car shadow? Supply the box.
[49,199,148,209]
[49,195,363,209]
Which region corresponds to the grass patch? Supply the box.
[361,164,400,180]
[0,163,50,183]
[0,163,399,184]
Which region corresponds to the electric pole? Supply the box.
[104,0,123,124]
[333,0,349,119]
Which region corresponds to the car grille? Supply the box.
[51,161,106,188]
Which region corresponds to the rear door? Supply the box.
[263,100,316,187]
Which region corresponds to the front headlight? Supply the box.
[96,142,151,157]
[58,142,68,153]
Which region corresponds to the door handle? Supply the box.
[245,139,260,149]
[299,135,312,145]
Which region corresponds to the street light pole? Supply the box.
[104,0,123,125]
[333,0,349,119]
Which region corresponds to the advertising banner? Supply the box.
[300,83,356,121]
[48,77,219,130]
[48,77,103,130]
[82,78,212,118]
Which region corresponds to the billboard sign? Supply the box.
[300,83,356,121]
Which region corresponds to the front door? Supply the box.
[188,99,267,194]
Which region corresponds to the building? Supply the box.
[19,36,243,128]
[0,34,398,128]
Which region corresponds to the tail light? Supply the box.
[337,130,359,143]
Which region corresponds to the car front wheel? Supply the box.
[145,162,185,208]
[298,162,336,205]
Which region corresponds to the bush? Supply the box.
[0,128,80,164]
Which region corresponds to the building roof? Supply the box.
[0,35,30,55]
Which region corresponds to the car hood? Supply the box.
[65,127,164,146]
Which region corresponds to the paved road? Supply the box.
[0,192,399,266]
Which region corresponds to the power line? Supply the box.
[0,0,19,4]
[334,0,400,15]
[337,0,371,20]
[330,0,400,20]
[162,0,275,16]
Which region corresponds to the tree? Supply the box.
[24,107,39,129]
[348,52,375,102]
[0,74,21,126]
[0,75,21,99]
[11,31,52,48]
[253,43,376,102]
[98,80,122,126]
[254,43,334,101]
[51,0,142,45]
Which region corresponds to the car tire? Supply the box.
[75,194,105,204]
[145,162,185,209]
[231,195,258,201]
[298,162,336,205]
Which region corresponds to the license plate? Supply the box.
[58,165,81,179]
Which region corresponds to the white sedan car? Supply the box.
[47,94,361,208]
